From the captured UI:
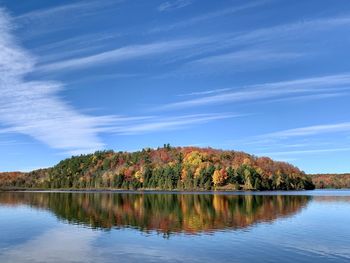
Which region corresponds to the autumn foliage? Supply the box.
[310,174,350,189]
[0,145,315,191]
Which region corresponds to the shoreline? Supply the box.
[2,188,348,195]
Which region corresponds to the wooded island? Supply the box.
[0,145,315,191]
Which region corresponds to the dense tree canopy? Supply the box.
[310,174,350,189]
[0,146,315,191]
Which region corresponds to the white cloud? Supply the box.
[110,113,238,135]
[264,122,350,138]
[158,0,193,12]
[160,73,350,110]
[157,15,350,68]
[229,15,350,45]
[0,9,123,153]
[181,48,305,73]
[14,1,122,39]
[151,1,268,32]
[37,38,210,72]
[188,49,303,66]
[257,147,350,156]
[15,2,98,22]
[177,88,232,97]
[1,8,236,154]
[0,225,100,263]
[0,139,32,146]
[266,92,346,103]
[35,14,350,75]
[243,122,350,158]
[34,32,122,64]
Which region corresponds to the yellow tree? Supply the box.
[184,151,204,166]
[181,168,188,182]
[134,170,143,183]
[213,169,227,187]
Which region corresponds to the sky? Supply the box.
[0,0,349,173]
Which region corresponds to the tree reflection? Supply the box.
[0,192,310,235]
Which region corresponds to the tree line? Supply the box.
[0,145,315,191]
[310,173,350,189]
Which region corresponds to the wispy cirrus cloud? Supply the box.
[188,49,304,67]
[1,8,236,154]
[34,14,350,75]
[257,147,350,156]
[36,38,211,72]
[151,1,268,33]
[33,32,121,64]
[159,73,350,110]
[110,113,238,135]
[225,122,350,158]
[180,48,305,74]
[158,0,193,12]
[238,122,350,159]
[158,14,350,68]
[263,122,350,138]
[14,1,122,39]
[177,88,232,97]
[15,2,99,22]
[0,139,33,146]
[0,8,126,154]
[266,92,346,103]
[229,15,350,45]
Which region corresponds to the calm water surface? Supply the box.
[0,190,349,263]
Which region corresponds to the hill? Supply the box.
[0,145,315,191]
[310,174,350,189]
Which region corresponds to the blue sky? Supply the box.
[0,0,349,173]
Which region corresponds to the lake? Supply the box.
[0,190,349,263]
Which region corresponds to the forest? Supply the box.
[0,145,315,191]
[310,174,350,189]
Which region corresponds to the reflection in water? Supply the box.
[0,192,310,235]
[0,226,99,263]
[313,196,350,202]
